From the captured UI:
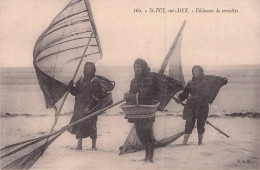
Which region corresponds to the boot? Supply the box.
[198,134,203,145]
[140,145,149,161]
[148,144,154,163]
[76,138,82,150]
[92,138,97,150]
[144,145,149,161]
[182,134,190,145]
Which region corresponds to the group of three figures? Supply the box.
[68,58,211,163]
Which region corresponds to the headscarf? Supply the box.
[192,65,204,81]
[134,58,150,80]
[84,62,96,79]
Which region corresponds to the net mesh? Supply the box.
[169,35,186,85]
[1,129,66,169]
[204,75,228,104]
[33,0,102,108]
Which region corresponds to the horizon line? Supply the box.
[1,63,260,69]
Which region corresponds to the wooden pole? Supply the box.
[84,0,103,56]
[205,121,230,138]
[67,99,126,128]
[172,96,230,138]
[158,20,186,75]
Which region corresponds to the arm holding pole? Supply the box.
[172,96,230,138]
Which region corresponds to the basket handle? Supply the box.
[136,93,139,106]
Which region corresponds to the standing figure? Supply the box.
[178,65,210,145]
[69,62,105,150]
[124,58,159,163]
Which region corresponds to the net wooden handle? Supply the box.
[136,93,139,106]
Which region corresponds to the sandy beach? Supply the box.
[1,113,259,170]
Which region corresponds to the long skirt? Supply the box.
[68,112,98,139]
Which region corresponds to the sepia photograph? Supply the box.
[0,0,259,169]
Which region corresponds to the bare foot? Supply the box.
[76,147,82,150]
[147,159,154,163]
[139,157,148,162]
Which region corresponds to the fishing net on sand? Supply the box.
[0,128,66,169]
[0,94,114,169]
[119,125,185,155]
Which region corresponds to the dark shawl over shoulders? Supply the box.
[178,76,210,120]
[129,73,158,105]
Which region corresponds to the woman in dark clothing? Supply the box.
[178,65,210,145]
[69,62,104,150]
[124,58,159,163]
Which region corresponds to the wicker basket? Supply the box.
[120,93,160,120]
[90,93,113,113]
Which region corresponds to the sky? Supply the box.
[0,0,259,68]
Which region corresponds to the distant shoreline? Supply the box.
[1,111,260,119]
[1,64,260,69]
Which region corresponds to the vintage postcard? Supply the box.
[0,0,259,169]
